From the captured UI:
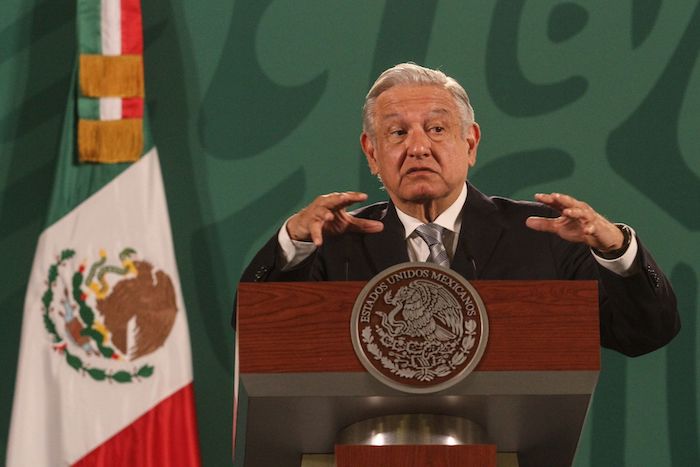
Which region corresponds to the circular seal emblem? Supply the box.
[351,262,488,393]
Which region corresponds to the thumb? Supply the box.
[348,217,384,233]
[525,216,558,233]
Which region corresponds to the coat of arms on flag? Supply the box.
[42,247,180,383]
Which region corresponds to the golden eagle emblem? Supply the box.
[41,248,178,383]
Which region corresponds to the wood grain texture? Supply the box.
[334,444,497,467]
[237,281,600,373]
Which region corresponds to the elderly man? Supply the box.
[240,63,679,357]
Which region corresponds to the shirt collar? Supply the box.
[395,183,468,239]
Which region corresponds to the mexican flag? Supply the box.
[6,1,201,465]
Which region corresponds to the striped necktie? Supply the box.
[414,223,450,268]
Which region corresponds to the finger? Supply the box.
[561,207,592,221]
[533,193,561,210]
[328,211,352,234]
[309,217,327,246]
[534,192,582,212]
[347,217,384,233]
[317,191,369,210]
[550,192,581,208]
[525,216,561,233]
[333,210,383,233]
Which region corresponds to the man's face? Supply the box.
[361,85,480,213]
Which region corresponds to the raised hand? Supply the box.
[525,193,625,253]
[286,192,384,246]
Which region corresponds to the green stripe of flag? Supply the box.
[77,0,101,54]
[78,96,100,120]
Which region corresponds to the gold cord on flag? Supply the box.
[79,55,144,97]
[78,119,143,163]
[76,1,145,164]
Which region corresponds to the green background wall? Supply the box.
[1,0,699,465]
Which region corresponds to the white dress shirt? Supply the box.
[278,183,639,276]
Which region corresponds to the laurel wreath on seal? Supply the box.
[42,249,154,383]
[362,320,478,382]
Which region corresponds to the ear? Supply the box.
[360,132,379,174]
[465,123,481,168]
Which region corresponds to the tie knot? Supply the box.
[414,223,446,247]
[414,223,450,267]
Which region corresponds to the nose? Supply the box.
[406,129,431,158]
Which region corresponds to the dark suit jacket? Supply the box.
[240,183,680,356]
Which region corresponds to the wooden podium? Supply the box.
[236,280,600,467]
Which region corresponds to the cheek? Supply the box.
[377,149,401,170]
[444,156,469,181]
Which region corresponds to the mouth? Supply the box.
[405,167,436,176]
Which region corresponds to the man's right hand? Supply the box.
[286,192,384,246]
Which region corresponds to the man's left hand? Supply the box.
[525,193,624,253]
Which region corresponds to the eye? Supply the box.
[387,128,407,141]
[430,126,445,134]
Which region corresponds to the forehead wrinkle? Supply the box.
[380,112,402,122]
[427,108,451,119]
[379,107,453,125]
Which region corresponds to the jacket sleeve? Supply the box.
[596,237,680,356]
[554,233,680,356]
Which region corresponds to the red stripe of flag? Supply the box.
[121,0,143,54]
[122,98,144,118]
[72,384,201,467]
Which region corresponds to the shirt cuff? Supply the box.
[277,217,317,271]
[591,225,639,277]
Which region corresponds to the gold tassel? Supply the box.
[80,55,144,98]
[78,119,143,163]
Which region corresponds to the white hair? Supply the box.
[362,63,475,138]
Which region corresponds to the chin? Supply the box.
[401,187,445,203]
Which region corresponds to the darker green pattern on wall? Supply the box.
[608,0,700,230]
[199,0,329,160]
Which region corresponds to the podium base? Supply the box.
[300,452,519,467]
[332,414,498,467]
[337,414,488,446]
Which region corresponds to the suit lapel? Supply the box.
[361,185,504,278]
[452,183,504,279]
[363,202,409,274]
